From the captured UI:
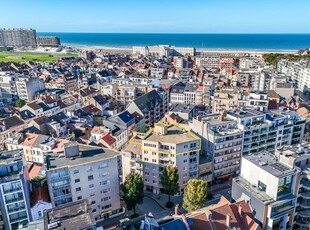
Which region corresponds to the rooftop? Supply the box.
[227,109,264,119]
[43,199,95,230]
[47,144,120,169]
[244,154,294,178]
[145,124,199,144]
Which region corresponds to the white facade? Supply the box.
[31,200,52,221]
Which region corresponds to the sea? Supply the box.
[37,33,310,51]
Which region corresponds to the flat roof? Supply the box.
[227,109,264,119]
[244,154,295,178]
[145,124,199,144]
[170,103,196,113]
[44,199,95,230]
[47,144,120,169]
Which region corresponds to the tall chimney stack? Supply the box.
[238,205,242,216]
[226,214,231,228]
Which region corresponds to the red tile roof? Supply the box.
[102,133,116,146]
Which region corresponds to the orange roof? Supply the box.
[22,133,39,146]
[52,139,69,152]
[101,133,116,146]
[28,164,42,180]
[91,126,103,135]
[197,85,203,91]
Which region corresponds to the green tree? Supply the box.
[183,179,208,211]
[122,172,144,215]
[161,165,179,207]
[15,99,26,108]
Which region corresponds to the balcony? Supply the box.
[297,209,310,218]
[5,196,24,204]
[3,186,22,194]
[299,200,310,209]
[300,191,310,199]
[295,218,310,228]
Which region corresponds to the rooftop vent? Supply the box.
[259,161,268,166]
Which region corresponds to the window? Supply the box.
[38,211,42,218]
[92,209,97,213]
[74,179,80,183]
[77,196,82,200]
[89,184,94,189]
[76,187,81,192]
[91,200,96,204]
[87,166,93,172]
[88,175,94,181]
[152,159,156,163]
[101,188,111,194]
[73,169,79,174]
[100,180,110,186]
[258,180,266,192]
[100,172,108,178]
[103,196,111,202]
[98,162,108,169]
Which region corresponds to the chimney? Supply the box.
[238,205,242,216]
[174,204,179,215]
[226,214,231,228]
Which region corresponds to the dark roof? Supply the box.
[117,111,135,125]
[133,90,163,112]
[93,95,108,106]
[2,116,25,129]
[19,110,35,121]
[27,102,41,111]
[171,85,185,94]
[33,116,51,125]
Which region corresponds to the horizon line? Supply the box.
[36,32,310,35]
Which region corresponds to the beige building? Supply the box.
[212,89,248,113]
[122,123,201,194]
[46,143,123,222]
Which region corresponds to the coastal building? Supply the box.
[122,123,201,194]
[274,143,310,229]
[190,113,243,180]
[133,45,195,57]
[46,143,123,221]
[232,154,298,230]
[195,56,220,69]
[0,28,37,48]
[36,36,60,47]
[212,89,248,113]
[15,76,45,102]
[0,150,32,230]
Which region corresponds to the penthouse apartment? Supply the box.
[46,143,123,222]
[190,113,243,180]
[122,123,201,194]
[0,150,31,230]
[232,154,298,230]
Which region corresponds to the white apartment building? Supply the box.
[46,143,123,222]
[122,123,201,194]
[190,114,243,180]
[15,76,45,102]
[232,154,298,230]
[0,72,19,105]
[227,108,305,155]
[277,60,310,93]
[0,151,31,230]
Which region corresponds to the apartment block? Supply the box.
[274,143,310,229]
[36,36,60,47]
[0,28,37,47]
[190,114,243,180]
[45,143,123,222]
[232,154,298,230]
[0,72,19,105]
[15,76,45,102]
[122,123,201,194]
[127,90,166,131]
[0,150,31,230]
[227,108,305,155]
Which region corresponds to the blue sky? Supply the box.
[1,0,310,33]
